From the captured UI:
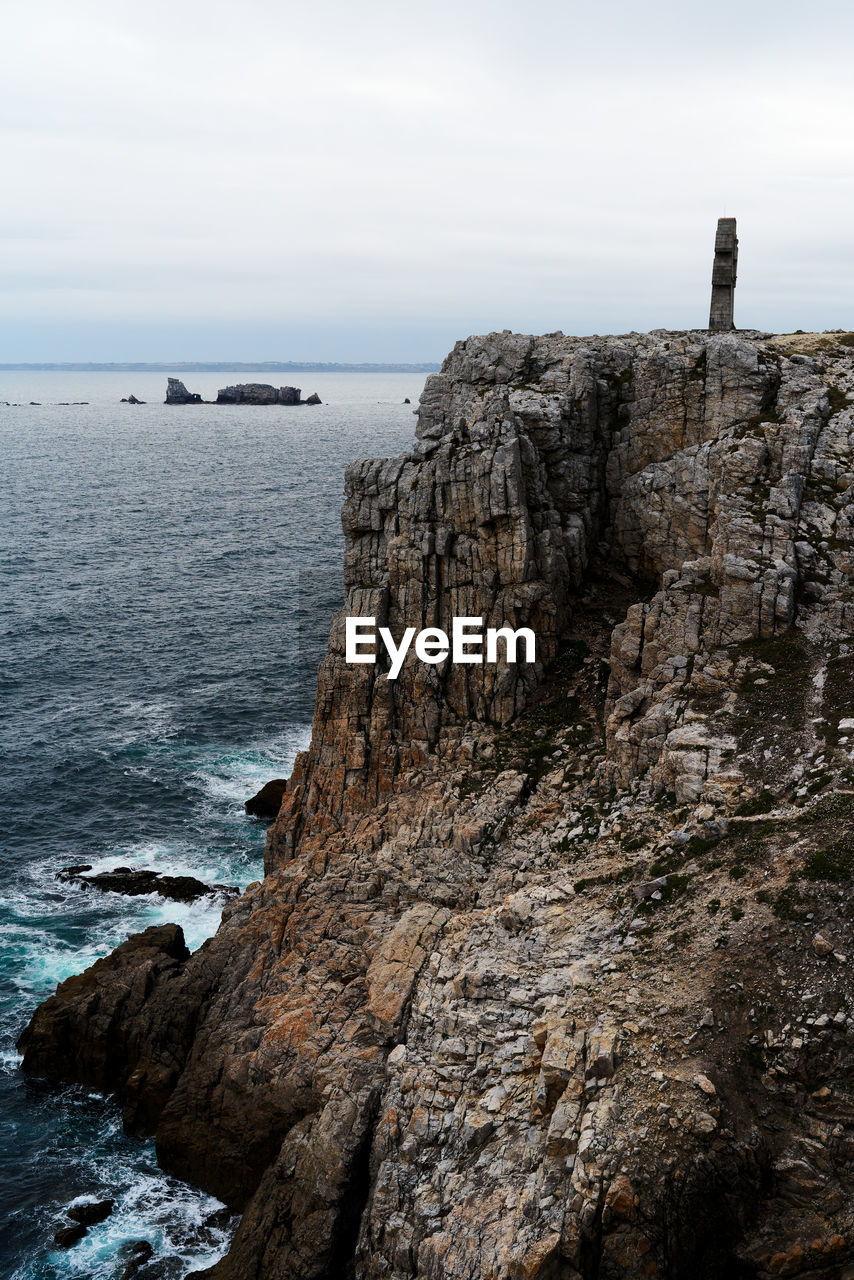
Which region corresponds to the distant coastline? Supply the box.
[0,360,441,373]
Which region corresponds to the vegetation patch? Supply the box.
[773,885,810,921]
[634,874,691,914]
[798,790,854,822]
[735,790,776,817]
[821,656,854,748]
[731,634,812,742]
[827,385,849,415]
[802,837,854,882]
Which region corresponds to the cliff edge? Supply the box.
[19,328,854,1280]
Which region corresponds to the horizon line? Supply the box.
[0,360,442,373]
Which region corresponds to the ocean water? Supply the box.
[0,371,421,1278]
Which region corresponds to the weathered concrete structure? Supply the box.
[708,216,738,330]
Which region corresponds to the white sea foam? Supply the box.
[191,725,311,806]
[12,1166,235,1279]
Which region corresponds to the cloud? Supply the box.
[2,0,853,357]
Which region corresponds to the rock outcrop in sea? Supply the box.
[57,864,239,903]
[165,377,203,404]
[216,383,303,405]
[19,328,854,1279]
[164,379,322,406]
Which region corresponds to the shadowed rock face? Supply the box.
[244,779,287,819]
[19,330,854,1279]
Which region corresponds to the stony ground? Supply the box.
[18,328,854,1279]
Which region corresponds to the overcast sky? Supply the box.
[2,0,853,361]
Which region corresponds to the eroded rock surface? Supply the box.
[165,377,202,405]
[215,384,319,405]
[19,329,854,1279]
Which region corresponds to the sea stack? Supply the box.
[165,378,202,404]
[708,216,738,331]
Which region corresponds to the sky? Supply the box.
[2,0,853,362]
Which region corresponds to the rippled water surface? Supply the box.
[0,370,421,1278]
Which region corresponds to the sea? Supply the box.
[0,370,422,1279]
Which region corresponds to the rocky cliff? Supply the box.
[19,328,854,1280]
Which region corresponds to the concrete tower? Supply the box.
[709,217,738,331]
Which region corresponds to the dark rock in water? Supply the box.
[135,1266,176,1280]
[53,1222,87,1248]
[57,866,239,903]
[216,383,302,406]
[122,394,145,405]
[129,1260,180,1280]
[404,397,411,403]
[204,1206,234,1231]
[119,1240,154,1278]
[17,923,192,1127]
[303,392,322,405]
[165,378,202,405]
[244,779,287,819]
[68,1198,114,1226]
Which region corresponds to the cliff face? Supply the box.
[19,329,854,1280]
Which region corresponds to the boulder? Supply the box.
[304,392,322,405]
[244,779,287,819]
[121,395,145,404]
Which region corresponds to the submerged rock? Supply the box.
[58,866,238,903]
[244,779,287,819]
[53,1223,87,1248]
[67,1197,114,1226]
[119,1240,154,1279]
